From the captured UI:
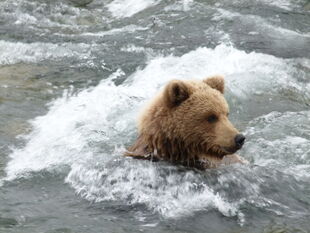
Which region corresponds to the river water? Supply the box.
[0,0,310,232]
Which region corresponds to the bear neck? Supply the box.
[145,131,215,167]
[127,131,225,169]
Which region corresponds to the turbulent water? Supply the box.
[0,0,310,232]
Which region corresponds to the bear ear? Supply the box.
[164,80,192,108]
[204,75,225,94]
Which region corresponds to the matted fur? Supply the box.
[125,75,246,169]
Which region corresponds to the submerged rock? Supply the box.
[0,217,18,228]
[0,64,50,90]
[304,1,310,10]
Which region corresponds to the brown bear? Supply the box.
[125,75,247,169]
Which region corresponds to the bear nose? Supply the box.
[234,134,245,148]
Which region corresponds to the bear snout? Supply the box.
[234,134,246,149]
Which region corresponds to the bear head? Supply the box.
[127,75,245,167]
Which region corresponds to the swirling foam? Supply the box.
[244,111,310,167]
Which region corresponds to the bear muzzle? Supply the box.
[216,134,246,156]
[234,134,246,149]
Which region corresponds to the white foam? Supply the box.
[120,44,148,53]
[0,40,92,65]
[0,0,88,28]
[126,45,309,100]
[215,0,301,11]
[164,0,194,11]
[14,12,38,25]
[107,0,160,18]
[4,44,309,218]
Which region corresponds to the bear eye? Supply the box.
[207,114,218,123]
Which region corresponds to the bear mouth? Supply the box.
[208,145,240,158]
[220,147,239,154]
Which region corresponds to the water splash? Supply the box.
[3,44,309,219]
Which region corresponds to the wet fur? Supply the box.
[125,75,246,169]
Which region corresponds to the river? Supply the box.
[0,0,310,232]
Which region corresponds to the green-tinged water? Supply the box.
[0,0,309,232]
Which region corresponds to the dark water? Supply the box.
[0,0,310,232]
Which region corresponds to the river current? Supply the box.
[0,0,309,232]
